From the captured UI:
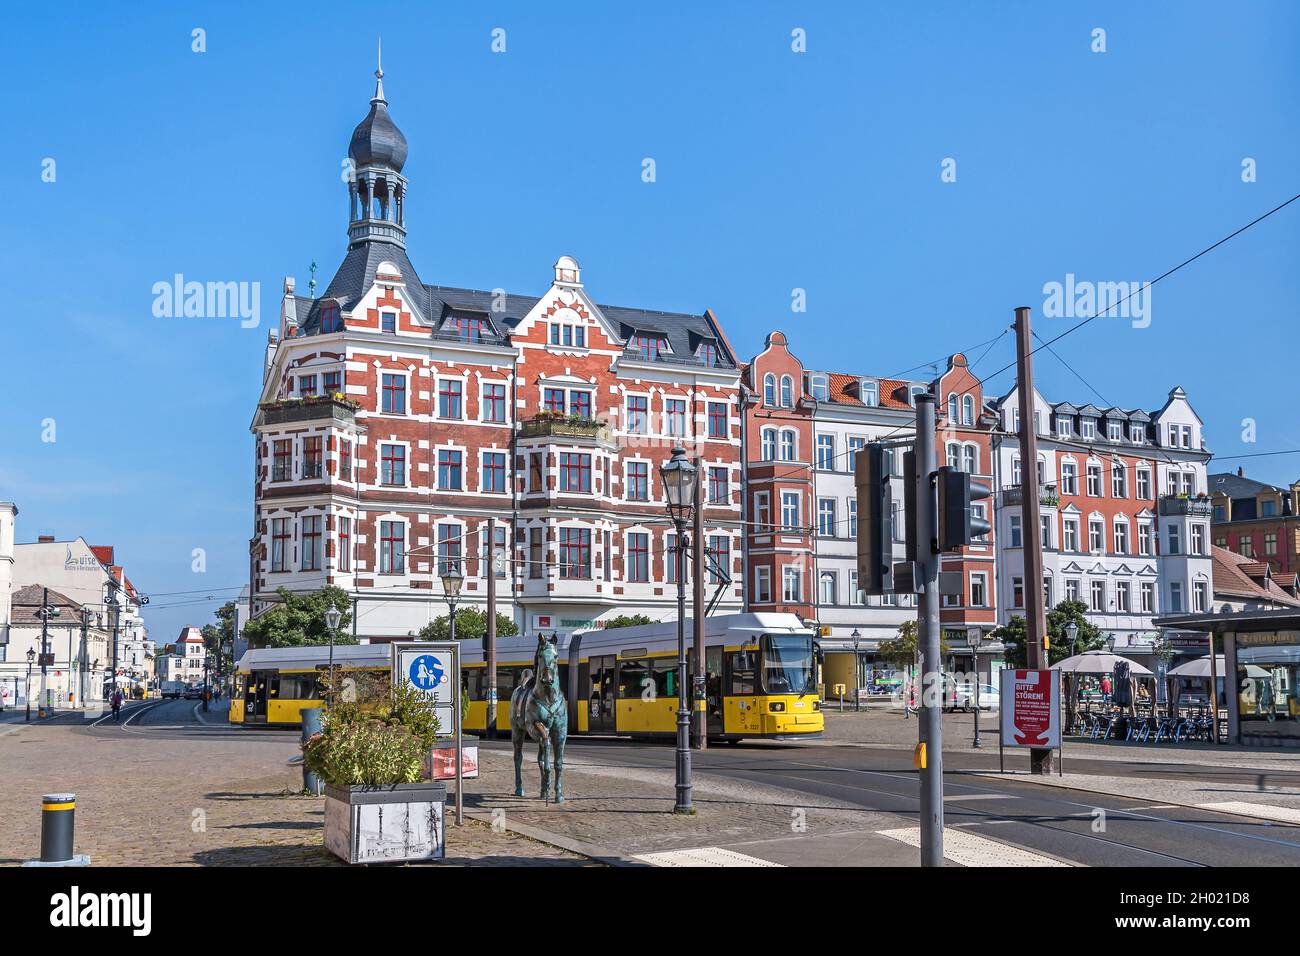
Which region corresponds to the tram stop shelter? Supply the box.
[1155,608,1300,748]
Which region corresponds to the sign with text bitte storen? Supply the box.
[999,669,1061,749]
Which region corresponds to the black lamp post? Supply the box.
[661,445,698,814]
[324,602,342,711]
[441,564,464,644]
[851,629,861,712]
[25,648,35,722]
[202,654,211,712]
[970,628,984,747]
[1065,620,1079,657]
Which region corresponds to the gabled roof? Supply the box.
[1212,546,1300,607]
[824,373,915,410]
[11,584,83,625]
[1209,471,1282,499]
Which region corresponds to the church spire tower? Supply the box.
[347,41,409,249]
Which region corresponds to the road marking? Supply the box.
[1197,801,1300,825]
[944,793,1015,802]
[1120,805,1180,811]
[633,847,783,867]
[876,827,1073,866]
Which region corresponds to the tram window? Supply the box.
[266,674,281,697]
[651,659,678,699]
[497,667,520,695]
[276,675,311,699]
[462,668,485,701]
[728,652,756,695]
[617,659,649,698]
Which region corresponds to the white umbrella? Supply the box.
[1169,655,1268,679]
[1051,649,1153,676]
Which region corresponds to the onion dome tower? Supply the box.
[347,42,409,249]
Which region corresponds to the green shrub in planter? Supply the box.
[303,680,441,787]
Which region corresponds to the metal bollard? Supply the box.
[23,793,90,866]
[301,707,324,795]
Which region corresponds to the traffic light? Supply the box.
[856,443,893,594]
[936,466,993,551]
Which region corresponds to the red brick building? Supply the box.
[249,68,743,641]
[1210,469,1300,577]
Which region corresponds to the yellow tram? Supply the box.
[230,613,823,742]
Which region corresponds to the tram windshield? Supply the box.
[760,634,816,695]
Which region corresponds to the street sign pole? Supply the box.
[391,641,462,826]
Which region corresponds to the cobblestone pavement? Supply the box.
[0,700,586,867]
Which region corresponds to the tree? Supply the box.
[994,599,1103,667]
[602,614,655,629]
[876,620,950,671]
[242,586,356,649]
[417,607,518,644]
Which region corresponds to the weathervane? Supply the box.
[309,260,318,297]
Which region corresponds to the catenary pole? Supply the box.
[1014,306,1053,774]
[486,516,498,740]
[692,454,706,749]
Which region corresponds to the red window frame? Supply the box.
[627,532,649,582]
[559,528,591,579]
[438,450,463,490]
[707,402,727,438]
[559,453,591,493]
[272,440,292,481]
[482,452,506,493]
[338,517,351,572]
[270,518,290,572]
[380,520,405,574]
[381,444,406,486]
[301,515,322,571]
[626,396,648,434]
[708,467,728,504]
[543,388,567,414]
[439,379,463,419]
[303,436,323,479]
[381,373,406,414]
[697,343,718,367]
[633,335,663,360]
[482,383,507,422]
[339,441,352,482]
[626,461,649,501]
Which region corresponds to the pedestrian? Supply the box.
[110,688,123,722]
[1100,674,1111,699]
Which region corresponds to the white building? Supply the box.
[12,537,149,682]
[0,502,15,652]
[990,385,1213,667]
[158,627,206,686]
[0,585,111,710]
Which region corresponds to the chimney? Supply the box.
[1237,466,1244,477]
[37,534,55,543]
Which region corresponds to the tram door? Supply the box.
[587,655,616,733]
[245,670,271,724]
[705,647,724,733]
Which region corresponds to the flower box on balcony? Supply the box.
[257,395,359,428]
[519,414,606,440]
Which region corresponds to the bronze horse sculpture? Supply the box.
[510,634,569,803]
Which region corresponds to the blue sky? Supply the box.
[2,0,1297,642]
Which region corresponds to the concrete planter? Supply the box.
[323,781,447,864]
[427,736,479,781]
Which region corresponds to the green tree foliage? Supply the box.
[417,607,518,644]
[242,586,356,649]
[602,614,655,629]
[994,599,1104,667]
[875,620,950,670]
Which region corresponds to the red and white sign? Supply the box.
[999,669,1061,749]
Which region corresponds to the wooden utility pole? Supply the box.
[1014,306,1052,775]
[486,516,498,740]
[692,455,707,749]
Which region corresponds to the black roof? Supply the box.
[1210,471,1281,499]
[348,88,408,173]
[296,241,733,369]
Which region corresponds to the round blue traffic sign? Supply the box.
[408,654,445,691]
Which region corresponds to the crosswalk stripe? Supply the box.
[876,827,1072,866]
[633,846,783,867]
[1197,801,1300,825]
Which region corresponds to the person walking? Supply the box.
[110,688,123,722]
[1100,674,1112,700]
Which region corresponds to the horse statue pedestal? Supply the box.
[510,635,569,804]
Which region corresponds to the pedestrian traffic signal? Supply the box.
[856,443,893,593]
[936,466,993,551]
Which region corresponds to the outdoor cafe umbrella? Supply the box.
[1168,655,1267,679]
[1051,649,1153,676]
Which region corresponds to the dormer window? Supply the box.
[319,301,342,333]
[1080,418,1096,440]
[1057,417,1071,438]
[298,374,318,397]
[381,311,397,333]
[447,316,490,342]
[763,373,776,407]
[696,342,719,367]
[809,374,829,401]
[860,381,878,406]
[550,322,586,349]
[631,333,665,360]
[909,385,926,406]
[1107,421,1122,441]
[780,375,794,407]
[1130,424,1144,443]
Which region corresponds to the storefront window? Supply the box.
[1236,631,1300,737]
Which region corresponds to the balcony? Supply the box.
[1001,483,1060,508]
[519,413,608,441]
[256,395,359,428]
[1160,494,1213,517]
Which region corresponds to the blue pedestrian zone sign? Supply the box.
[409,655,445,691]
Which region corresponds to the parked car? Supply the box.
[183,684,204,700]
[942,678,1000,711]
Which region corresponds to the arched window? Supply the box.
[780,375,794,408]
[763,373,776,407]
[761,428,777,461]
[947,442,961,470]
[962,395,975,425]
[780,430,796,461]
[948,393,959,422]
[963,445,977,475]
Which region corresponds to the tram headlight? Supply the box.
[769,701,785,712]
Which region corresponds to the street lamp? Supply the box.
[1106,633,1116,653]
[661,444,697,814]
[1064,620,1079,657]
[851,629,862,712]
[25,648,35,722]
[440,564,463,644]
[324,602,342,711]
[970,628,984,748]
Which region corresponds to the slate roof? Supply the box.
[10,584,83,625]
[1209,471,1281,499]
[295,241,734,369]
